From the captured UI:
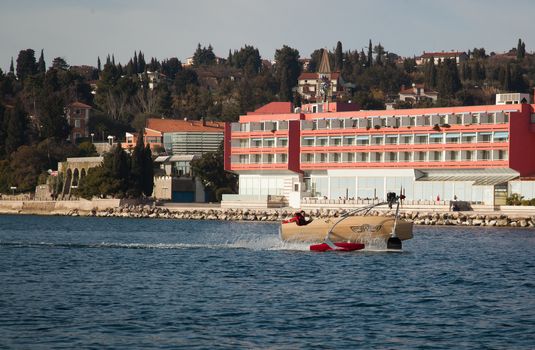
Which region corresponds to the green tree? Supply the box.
[190,143,236,199]
[5,101,28,155]
[516,39,526,60]
[193,43,216,66]
[334,41,343,71]
[424,59,437,88]
[77,141,98,157]
[16,49,37,81]
[230,45,262,75]
[142,144,153,196]
[436,58,461,98]
[37,49,46,74]
[129,132,145,196]
[367,39,373,67]
[274,45,300,101]
[51,57,69,70]
[38,94,70,140]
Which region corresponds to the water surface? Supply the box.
[1,215,534,349]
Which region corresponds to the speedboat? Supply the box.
[280,215,413,242]
[280,194,413,250]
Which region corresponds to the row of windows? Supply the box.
[234,137,288,148]
[234,153,288,164]
[301,150,508,163]
[301,112,509,130]
[301,131,508,147]
[231,120,289,132]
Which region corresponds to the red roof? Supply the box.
[68,101,92,109]
[247,102,293,115]
[420,51,465,58]
[146,118,224,133]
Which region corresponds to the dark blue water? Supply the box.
[1,215,534,349]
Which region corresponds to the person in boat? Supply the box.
[283,211,312,226]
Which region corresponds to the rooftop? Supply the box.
[146,118,224,133]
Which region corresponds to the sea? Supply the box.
[0,215,534,349]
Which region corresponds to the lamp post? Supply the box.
[10,186,16,196]
[91,133,94,143]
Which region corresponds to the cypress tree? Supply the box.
[142,144,154,197]
[367,39,373,67]
[334,41,343,71]
[130,131,145,196]
[138,51,146,72]
[37,49,46,73]
[97,56,101,72]
[0,104,5,158]
[133,51,138,73]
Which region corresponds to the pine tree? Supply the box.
[37,49,46,73]
[111,143,129,194]
[112,54,115,66]
[97,56,101,72]
[0,104,6,158]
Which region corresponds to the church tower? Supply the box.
[317,49,332,102]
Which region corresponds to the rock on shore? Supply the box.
[69,205,535,228]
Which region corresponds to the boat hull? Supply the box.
[280,216,413,243]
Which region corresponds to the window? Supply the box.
[429,133,444,144]
[319,153,328,163]
[278,138,288,147]
[239,155,248,163]
[478,132,492,143]
[356,135,369,146]
[331,137,342,146]
[445,133,460,143]
[462,133,476,143]
[347,153,355,162]
[302,137,314,146]
[332,153,341,162]
[266,154,274,163]
[371,135,384,145]
[493,132,509,143]
[280,154,288,163]
[399,135,413,144]
[415,151,426,161]
[74,119,81,128]
[415,135,428,144]
[344,136,355,145]
[317,137,328,146]
[264,138,275,147]
[252,154,261,163]
[251,139,262,148]
[239,139,249,148]
[385,135,398,145]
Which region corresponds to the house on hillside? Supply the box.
[416,51,468,65]
[399,84,438,103]
[296,49,353,103]
[64,101,91,143]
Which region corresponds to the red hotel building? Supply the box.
[224,99,535,207]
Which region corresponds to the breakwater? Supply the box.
[71,205,535,228]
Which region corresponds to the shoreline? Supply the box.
[1,203,534,228]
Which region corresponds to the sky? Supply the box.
[0,0,534,71]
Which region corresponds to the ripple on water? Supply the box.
[0,216,534,349]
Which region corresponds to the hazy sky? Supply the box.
[1,0,533,71]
